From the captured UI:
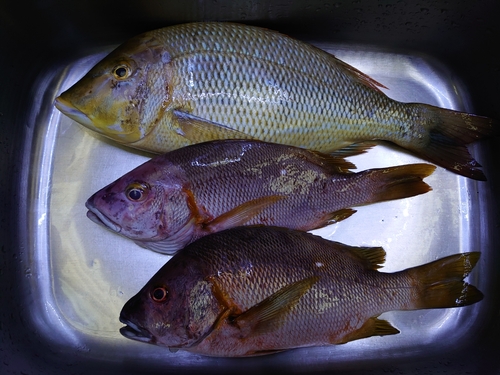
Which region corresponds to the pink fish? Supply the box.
[86,140,435,254]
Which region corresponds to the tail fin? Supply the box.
[365,163,436,204]
[413,104,499,181]
[408,252,483,309]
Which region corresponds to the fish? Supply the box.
[85,139,435,254]
[119,225,483,357]
[54,22,497,180]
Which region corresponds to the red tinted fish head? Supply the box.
[119,256,220,350]
[85,159,193,248]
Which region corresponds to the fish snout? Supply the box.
[119,295,155,343]
[54,95,96,129]
[85,198,122,233]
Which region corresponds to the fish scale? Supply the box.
[148,23,399,146]
[56,22,498,179]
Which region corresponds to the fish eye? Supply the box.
[128,189,142,201]
[125,182,149,202]
[113,64,131,80]
[151,286,168,303]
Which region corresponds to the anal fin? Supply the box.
[319,208,357,227]
[326,142,376,159]
[336,317,399,344]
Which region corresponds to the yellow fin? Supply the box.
[316,208,357,228]
[306,143,376,174]
[408,252,483,309]
[350,246,387,270]
[173,110,254,143]
[205,195,285,232]
[324,142,376,163]
[366,163,436,204]
[330,142,376,157]
[307,150,356,173]
[231,276,319,337]
[408,105,499,180]
[333,57,389,93]
[336,317,399,344]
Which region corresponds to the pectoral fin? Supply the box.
[205,195,286,232]
[231,276,319,337]
[173,110,254,143]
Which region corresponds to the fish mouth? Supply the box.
[55,94,142,142]
[54,95,96,129]
[85,200,122,233]
[119,318,154,344]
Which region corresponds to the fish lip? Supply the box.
[85,200,122,233]
[54,96,96,129]
[119,318,154,343]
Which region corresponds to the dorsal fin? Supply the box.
[307,142,376,173]
[333,57,389,94]
[350,246,386,270]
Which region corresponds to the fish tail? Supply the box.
[407,252,483,309]
[409,104,499,180]
[363,163,436,204]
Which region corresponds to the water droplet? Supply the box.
[90,258,101,269]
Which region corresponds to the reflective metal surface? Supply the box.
[1,1,499,374]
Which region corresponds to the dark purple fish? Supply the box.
[119,226,483,357]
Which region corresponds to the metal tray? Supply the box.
[27,44,487,372]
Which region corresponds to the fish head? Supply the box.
[120,255,221,349]
[55,32,172,144]
[85,158,192,244]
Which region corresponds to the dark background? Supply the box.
[1,1,499,374]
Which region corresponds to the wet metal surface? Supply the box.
[27,46,484,369]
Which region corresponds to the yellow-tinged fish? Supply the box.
[55,22,498,180]
[119,226,483,357]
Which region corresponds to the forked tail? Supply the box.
[406,252,483,310]
[411,104,498,181]
[364,163,436,205]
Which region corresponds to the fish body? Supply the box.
[119,226,483,357]
[55,22,497,180]
[86,140,435,254]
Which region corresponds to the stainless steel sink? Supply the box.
[1,1,499,374]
